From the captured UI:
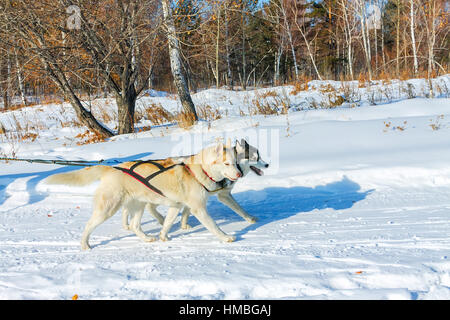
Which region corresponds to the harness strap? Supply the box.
[114,159,227,197]
[184,164,225,193]
[113,166,166,197]
[113,161,182,197]
[202,167,217,183]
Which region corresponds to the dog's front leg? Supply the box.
[159,207,180,241]
[217,190,257,223]
[122,207,131,230]
[180,206,192,229]
[190,206,236,243]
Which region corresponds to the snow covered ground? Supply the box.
[1,76,450,299]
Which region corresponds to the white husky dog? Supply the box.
[45,142,242,249]
[122,139,269,234]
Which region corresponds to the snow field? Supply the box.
[1,76,450,299]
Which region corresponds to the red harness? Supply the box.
[114,160,225,197]
[184,164,225,192]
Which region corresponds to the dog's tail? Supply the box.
[45,165,113,186]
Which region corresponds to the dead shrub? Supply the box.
[358,73,369,88]
[325,93,345,108]
[197,104,222,121]
[319,83,336,93]
[175,111,197,129]
[143,103,174,125]
[290,75,311,95]
[20,132,38,142]
[0,121,6,134]
[259,90,279,98]
[75,130,106,145]
[249,91,291,116]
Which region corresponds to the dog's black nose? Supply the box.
[265,164,269,168]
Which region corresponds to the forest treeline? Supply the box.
[0,0,448,135]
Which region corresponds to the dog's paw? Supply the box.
[247,216,258,224]
[159,233,170,242]
[81,242,91,250]
[181,223,192,230]
[123,224,130,231]
[143,236,157,243]
[224,235,236,243]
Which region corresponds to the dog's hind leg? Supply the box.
[128,201,157,243]
[146,203,165,225]
[217,190,257,223]
[81,190,123,250]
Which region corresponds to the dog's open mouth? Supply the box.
[250,166,264,176]
[225,174,238,181]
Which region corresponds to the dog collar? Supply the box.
[202,167,218,183]
[184,164,225,192]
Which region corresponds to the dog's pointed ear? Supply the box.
[215,142,224,158]
[226,138,232,149]
[241,138,248,147]
[235,139,244,153]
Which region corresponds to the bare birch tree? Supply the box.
[162,0,198,124]
[409,0,419,75]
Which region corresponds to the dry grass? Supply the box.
[249,91,291,116]
[358,73,369,88]
[94,100,117,124]
[141,103,174,125]
[175,111,197,129]
[197,104,222,121]
[75,130,106,145]
[290,76,311,95]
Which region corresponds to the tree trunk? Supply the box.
[340,0,354,80]
[410,0,418,76]
[215,6,220,88]
[44,60,113,138]
[427,0,437,98]
[274,46,282,85]
[381,9,386,75]
[241,8,247,90]
[161,0,198,123]
[1,55,10,110]
[374,19,378,78]
[396,0,400,78]
[14,49,27,106]
[359,1,373,80]
[224,6,233,89]
[287,28,299,80]
[116,87,136,135]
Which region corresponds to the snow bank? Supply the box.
[1,76,450,299]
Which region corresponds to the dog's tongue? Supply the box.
[250,166,264,176]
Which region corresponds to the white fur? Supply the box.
[45,144,241,249]
[123,139,268,230]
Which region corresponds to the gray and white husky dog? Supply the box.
[122,138,269,232]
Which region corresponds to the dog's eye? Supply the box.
[224,162,231,166]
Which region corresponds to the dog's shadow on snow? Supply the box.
[181,176,373,240]
[0,152,154,208]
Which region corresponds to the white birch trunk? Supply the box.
[359,1,373,80]
[161,0,197,121]
[224,6,233,88]
[14,49,27,106]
